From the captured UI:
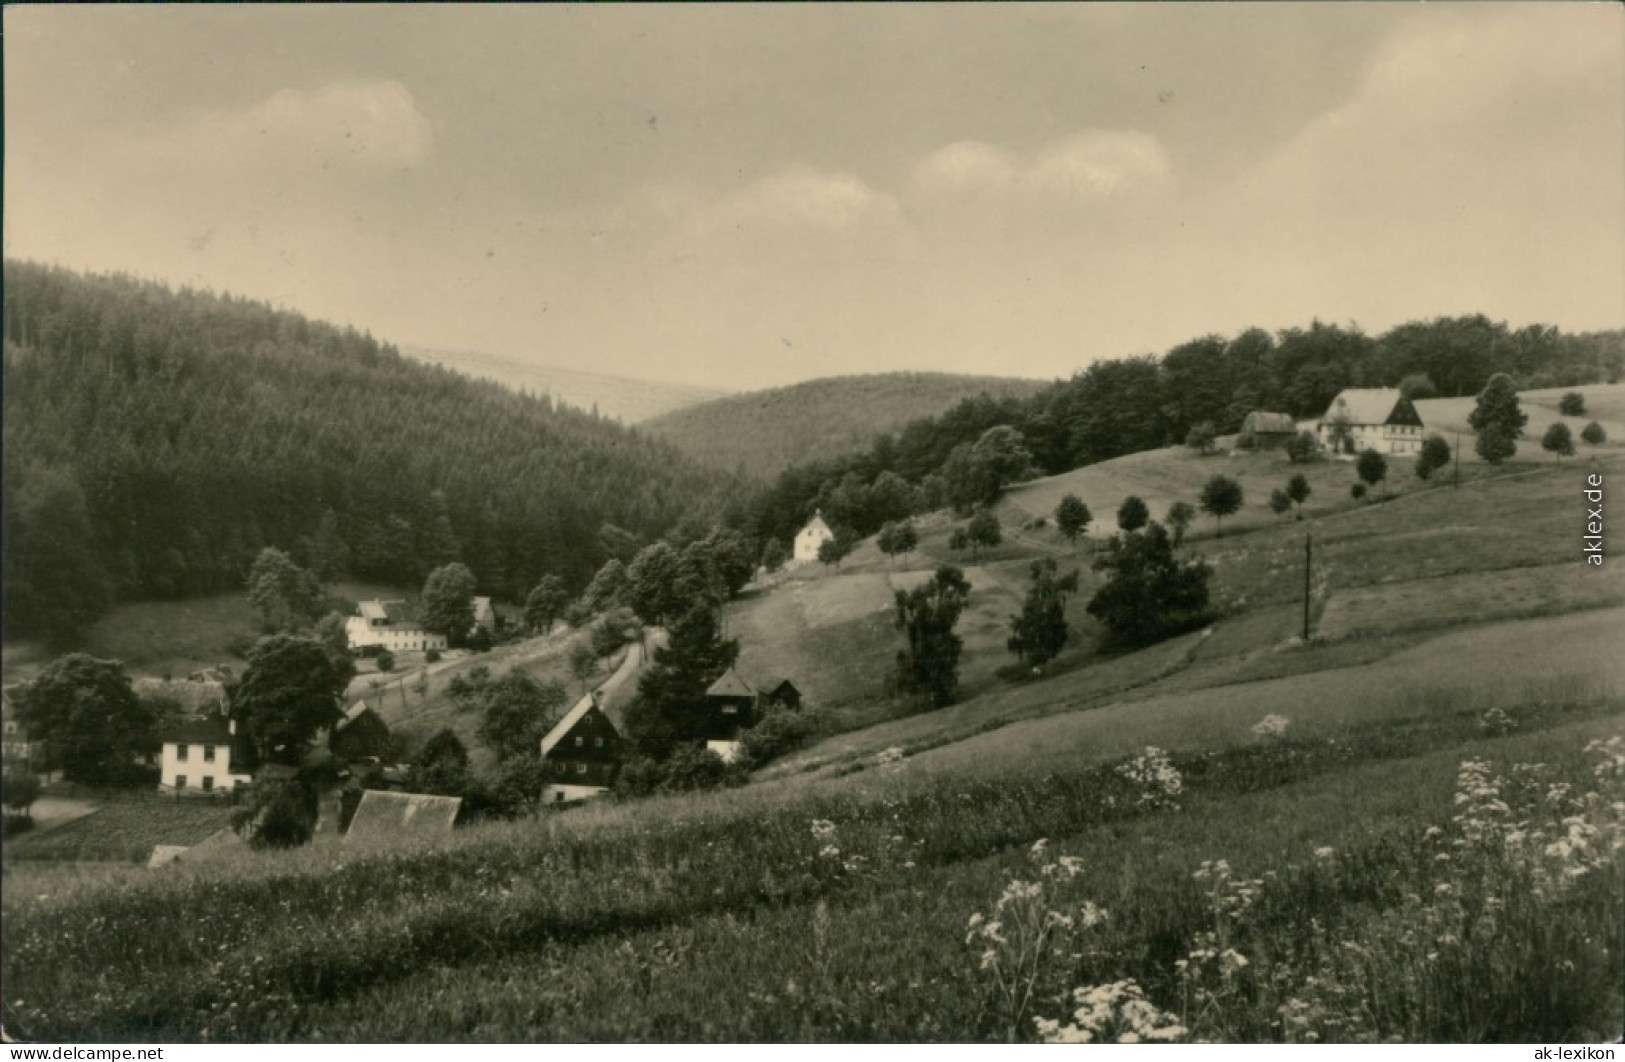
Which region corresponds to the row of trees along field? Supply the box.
[748,317,1623,547]
[1,260,752,646]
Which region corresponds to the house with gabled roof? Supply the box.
[757,677,803,712]
[157,714,252,794]
[330,702,393,762]
[704,668,758,762]
[794,510,835,563]
[539,691,624,804]
[1,686,44,770]
[1317,389,1426,457]
[345,599,449,653]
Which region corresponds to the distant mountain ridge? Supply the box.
[402,346,729,424]
[643,371,1052,478]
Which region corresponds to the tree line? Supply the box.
[747,317,1623,550]
[2,260,751,646]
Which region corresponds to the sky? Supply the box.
[5,3,1622,391]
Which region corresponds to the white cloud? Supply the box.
[911,129,1171,205]
[692,166,899,236]
[119,79,434,180]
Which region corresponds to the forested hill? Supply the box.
[748,317,1625,548]
[643,372,1051,479]
[1,260,748,646]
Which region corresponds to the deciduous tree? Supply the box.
[1415,434,1452,481]
[1356,449,1389,498]
[1198,475,1243,537]
[1117,495,1150,533]
[1468,373,1526,465]
[1542,422,1575,462]
[232,635,347,766]
[17,654,155,785]
[1285,473,1312,518]
[421,562,478,646]
[1581,421,1607,446]
[1054,494,1092,547]
[525,574,572,633]
[1166,501,1197,547]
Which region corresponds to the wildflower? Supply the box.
[1313,846,1335,860]
[810,819,837,841]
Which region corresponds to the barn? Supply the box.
[1238,411,1299,450]
[704,669,758,762]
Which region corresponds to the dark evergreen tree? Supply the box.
[1,466,113,646]
[1086,523,1212,646]
[1468,373,1526,465]
[893,565,972,709]
[624,606,739,758]
[1006,558,1080,668]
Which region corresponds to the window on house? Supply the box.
[176,743,189,762]
[595,737,603,748]
[176,775,187,790]
[575,736,584,747]
[555,791,565,802]
[576,763,587,774]
[722,705,737,714]
[204,744,216,763]
[202,777,214,792]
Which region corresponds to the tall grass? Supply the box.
[3,693,1620,1042]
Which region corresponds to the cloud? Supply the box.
[119,79,434,180]
[691,166,899,237]
[911,129,1171,204]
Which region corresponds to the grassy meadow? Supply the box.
[4,432,1623,1042]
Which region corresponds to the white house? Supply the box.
[793,510,835,564]
[158,715,251,794]
[345,600,450,653]
[1317,388,1426,457]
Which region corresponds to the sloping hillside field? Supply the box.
[3,453,1622,1043]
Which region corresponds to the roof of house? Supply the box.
[344,790,462,843]
[706,668,756,700]
[358,599,430,630]
[1242,411,1298,434]
[1321,388,1409,425]
[337,702,388,732]
[540,691,615,757]
[159,715,234,745]
[799,511,833,537]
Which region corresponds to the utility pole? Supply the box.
[1302,532,1313,642]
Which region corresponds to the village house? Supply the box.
[703,668,759,762]
[539,692,624,804]
[793,510,835,564]
[329,702,393,762]
[1317,388,1426,456]
[157,714,252,794]
[757,677,803,713]
[345,600,449,653]
[1,687,44,770]
[1238,411,1299,450]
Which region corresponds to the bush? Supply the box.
[224,633,257,659]
[424,648,442,664]
[1581,421,1607,446]
[1559,392,1586,416]
[739,706,828,767]
[375,650,396,673]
